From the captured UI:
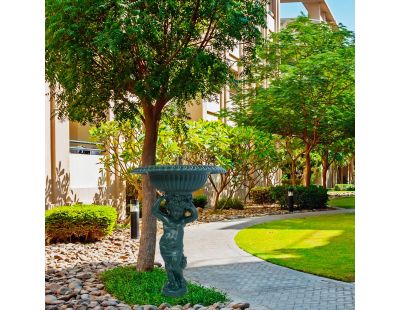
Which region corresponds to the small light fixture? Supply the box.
[131,199,140,212]
[130,199,140,239]
[288,187,294,213]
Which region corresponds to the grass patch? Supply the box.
[328,197,355,209]
[328,190,355,196]
[235,213,355,282]
[100,266,227,306]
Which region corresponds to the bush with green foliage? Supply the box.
[192,195,208,209]
[334,184,355,191]
[216,198,245,210]
[45,205,117,244]
[271,185,328,209]
[250,187,274,204]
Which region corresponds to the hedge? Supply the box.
[250,187,275,204]
[45,204,117,244]
[216,197,244,210]
[334,184,355,191]
[192,195,208,208]
[274,185,328,209]
[249,185,328,209]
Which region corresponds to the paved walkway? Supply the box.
[156,209,355,310]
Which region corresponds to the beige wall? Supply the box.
[69,122,91,141]
[45,85,51,181]
[45,83,125,215]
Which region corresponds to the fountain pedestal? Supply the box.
[132,165,225,297]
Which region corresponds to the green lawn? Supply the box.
[235,213,355,282]
[328,197,355,209]
[100,266,227,306]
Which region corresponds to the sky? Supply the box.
[280,0,355,32]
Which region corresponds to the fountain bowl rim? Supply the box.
[130,164,226,175]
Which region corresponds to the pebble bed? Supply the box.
[45,225,250,310]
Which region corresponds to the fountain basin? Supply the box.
[132,165,226,193]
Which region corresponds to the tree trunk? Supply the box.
[304,151,311,187]
[291,159,296,186]
[213,187,223,210]
[322,150,329,189]
[136,107,160,272]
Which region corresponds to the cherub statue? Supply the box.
[152,193,198,296]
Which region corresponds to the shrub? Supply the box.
[45,204,117,244]
[216,197,245,210]
[269,185,288,206]
[250,187,274,204]
[270,185,328,210]
[295,185,328,209]
[334,184,355,191]
[192,195,208,208]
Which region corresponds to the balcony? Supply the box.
[69,140,103,155]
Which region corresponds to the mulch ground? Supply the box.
[194,204,335,223]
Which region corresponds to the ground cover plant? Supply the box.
[235,213,355,282]
[216,197,245,210]
[334,184,355,191]
[45,204,117,244]
[328,197,355,209]
[101,266,227,306]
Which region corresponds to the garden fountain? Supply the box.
[132,164,226,297]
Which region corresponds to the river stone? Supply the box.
[231,303,250,309]
[47,283,62,292]
[212,302,225,309]
[68,280,82,290]
[57,286,71,295]
[45,295,62,305]
[102,300,118,307]
[76,272,93,280]
[143,305,158,310]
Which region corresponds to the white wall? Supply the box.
[69,154,104,188]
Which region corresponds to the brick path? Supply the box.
[156,209,355,310]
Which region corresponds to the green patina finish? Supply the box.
[132,165,225,297]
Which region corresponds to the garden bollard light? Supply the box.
[130,199,140,239]
[288,188,294,212]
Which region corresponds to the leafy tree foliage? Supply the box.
[46,0,268,271]
[229,16,355,186]
[183,120,277,208]
[89,113,183,203]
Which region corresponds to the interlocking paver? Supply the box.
[156,209,355,310]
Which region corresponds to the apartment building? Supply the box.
[45,0,339,210]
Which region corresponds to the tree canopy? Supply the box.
[229,16,355,186]
[46,0,268,123]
